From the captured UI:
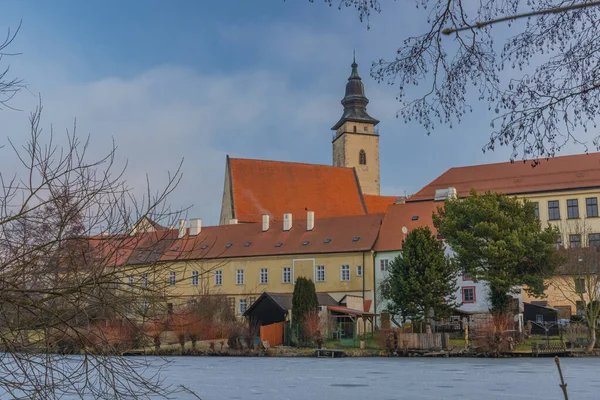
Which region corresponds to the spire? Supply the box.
[331,56,379,131]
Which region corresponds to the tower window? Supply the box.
[359,150,366,165]
[353,125,357,133]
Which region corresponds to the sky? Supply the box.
[0,1,593,225]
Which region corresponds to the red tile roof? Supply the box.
[411,152,600,201]
[374,201,441,252]
[159,214,384,261]
[227,157,401,222]
[228,158,368,223]
[363,194,401,214]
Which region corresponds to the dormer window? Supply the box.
[359,150,366,165]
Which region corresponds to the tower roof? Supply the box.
[332,58,380,130]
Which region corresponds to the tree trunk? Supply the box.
[588,325,596,353]
[179,336,185,354]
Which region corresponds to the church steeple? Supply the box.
[331,56,381,196]
[331,58,380,131]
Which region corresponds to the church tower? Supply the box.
[332,57,380,196]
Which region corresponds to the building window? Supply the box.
[168,271,176,286]
[341,265,350,282]
[462,287,475,303]
[548,200,560,220]
[128,275,134,288]
[167,303,174,316]
[353,125,357,133]
[380,259,389,272]
[554,235,563,249]
[236,269,244,285]
[567,199,579,219]
[359,149,366,165]
[589,233,600,251]
[548,200,563,220]
[576,301,585,316]
[260,268,268,284]
[282,267,291,283]
[569,234,582,248]
[462,270,472,281]
[575,278,586,294]
[315,265,325,282]
[191,271,199,286]
[141,273,148,288]
[356,265,363,277]
[535,314,543,323]
[140,300,149,314]
[534,202,539,219]
[239,299,248,314]
[587,197,598,217]
[214,270,223,286]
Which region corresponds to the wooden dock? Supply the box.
[314,348,346,358]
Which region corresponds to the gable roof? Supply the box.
[363,194,401,214]
[243,292,338,316]
[374,201,441,252]
[228,158,368,223]
[410,152,600,201]
[159,213,384,261]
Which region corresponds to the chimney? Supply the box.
[447,187,457,200]
[229,218,238,225]
[262,214,270,232]
[189,218,202,236]
[177,219,186,239]
[306,211,315,231]
[283,213,292,231]
[395,197,406,205]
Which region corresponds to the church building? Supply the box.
[219,58,401,225]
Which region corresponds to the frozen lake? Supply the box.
[160,356,600,400]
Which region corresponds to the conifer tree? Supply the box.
[381,226,459,326]
[292,277,319,325]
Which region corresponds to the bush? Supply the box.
[474,314,514,356]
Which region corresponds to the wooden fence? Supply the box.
[260,322,286,347]
[396,333,449,350]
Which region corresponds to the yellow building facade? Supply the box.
[119,213,382,318]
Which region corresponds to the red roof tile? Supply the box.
[160,214,384,261]
[363,194,401,214]
[374,201,441,252]
[411,152,600,201]
[229,158,367,222]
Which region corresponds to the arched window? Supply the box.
[353,125,357,133]
[359,150,366,165]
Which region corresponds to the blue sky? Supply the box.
[0,1,591,225]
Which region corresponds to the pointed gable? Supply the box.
[363,194,402,214]
[226,158,368,223]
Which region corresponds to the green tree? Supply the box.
[381,226,459,326]
[291,277,319,334]
[434,190,562,313]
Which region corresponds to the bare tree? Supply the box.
[312,1,600,161]
[0,103,193,398]
[552,220,600,352]
[0,21,22,110]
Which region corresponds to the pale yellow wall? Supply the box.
[517,188,600,245]
[332,121,380,195]
[523,276,597,316]
[126,251,375,316]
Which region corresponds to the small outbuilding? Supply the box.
[243,292,338,327]
[524,302,559,335]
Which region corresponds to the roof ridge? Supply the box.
[229,157,356,170]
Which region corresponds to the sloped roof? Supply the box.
[228,158,368,223]
[363,194,401,214]
[410,152,600,201]
[374,201,441,252]
[243,292,338,317]
[160,214,384,261]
